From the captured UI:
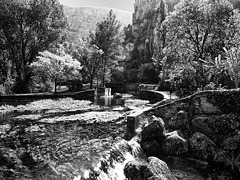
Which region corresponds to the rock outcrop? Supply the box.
[130,90,240,180]
[63,6,132,39]
[124,156,177,180]
[162,130,188,155]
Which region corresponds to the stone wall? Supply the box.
[0,89,95,102]
[139,90,164,102]
[153,89,240,123]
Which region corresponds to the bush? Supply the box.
[11,80,31,94]
[111,69,125,83]
[137,63,159,83]
[124,69,139,83]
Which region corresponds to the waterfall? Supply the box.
[73,137,146,180]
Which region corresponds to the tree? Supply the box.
[0,0,67,93]
[91,9,123,87]
[163,0,234,88]
[223,47,240,88]
[79,42,104,89]
[138,63,159,83]
[221,9,240,88]
[62,39,104,89]
[30,51,82,93]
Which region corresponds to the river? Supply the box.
[0,95,206,180]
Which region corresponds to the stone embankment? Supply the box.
[125,89,240,179]
[0,89,95,102]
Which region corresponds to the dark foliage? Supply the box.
[206,90,240,114]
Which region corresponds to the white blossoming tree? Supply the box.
[30,51,82,93]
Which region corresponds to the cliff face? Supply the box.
[131,0,163,66]
[63,6,132,39]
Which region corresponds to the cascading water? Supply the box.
[73,137,138,180]
[73,136,206,180]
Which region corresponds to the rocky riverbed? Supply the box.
[0,97,151,180]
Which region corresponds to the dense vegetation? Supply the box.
[0,0,67,94]
[126,0,240,96]
[1,0,240,96]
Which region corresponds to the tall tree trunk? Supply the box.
[102,57,107,87]
[90,77,93,89]
[54,78,57,94]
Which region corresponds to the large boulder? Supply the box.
[191,114,240,143]
[221,132,240,151]
[147,156,177,180]
[166,156,208,172]
[162,131,188,155]
[124,160,155,180]
[141,116,166,143]
[113,93,122,99]
[189,132,216,161]
[141,140,162,157]
[124,157,177,180]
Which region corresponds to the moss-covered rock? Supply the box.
[168,110,190,131]
[146,89,240,179]
[191,114,240,143]
[124,160,154,180]
[141,140,162,157]
[166,156,208,172]
[141,116,166,143]
[123,157,177,180]
[162,131,188,155]
[147,156,177,180]
[205,90,240,114]
[221,133,240,151]
[189,132,216,161]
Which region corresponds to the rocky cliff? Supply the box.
[131,0,163,66]
[63,6,132,39]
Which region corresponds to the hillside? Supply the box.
[164,0,240,11]
[63,6,132,39]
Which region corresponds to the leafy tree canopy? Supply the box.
[30,50,82,93]
[0,0,67,93]
[162,0,235,87]
[90,9,124,87]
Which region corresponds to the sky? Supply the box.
[58,0,135,13]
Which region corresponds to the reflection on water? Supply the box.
[94,96,125,107]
